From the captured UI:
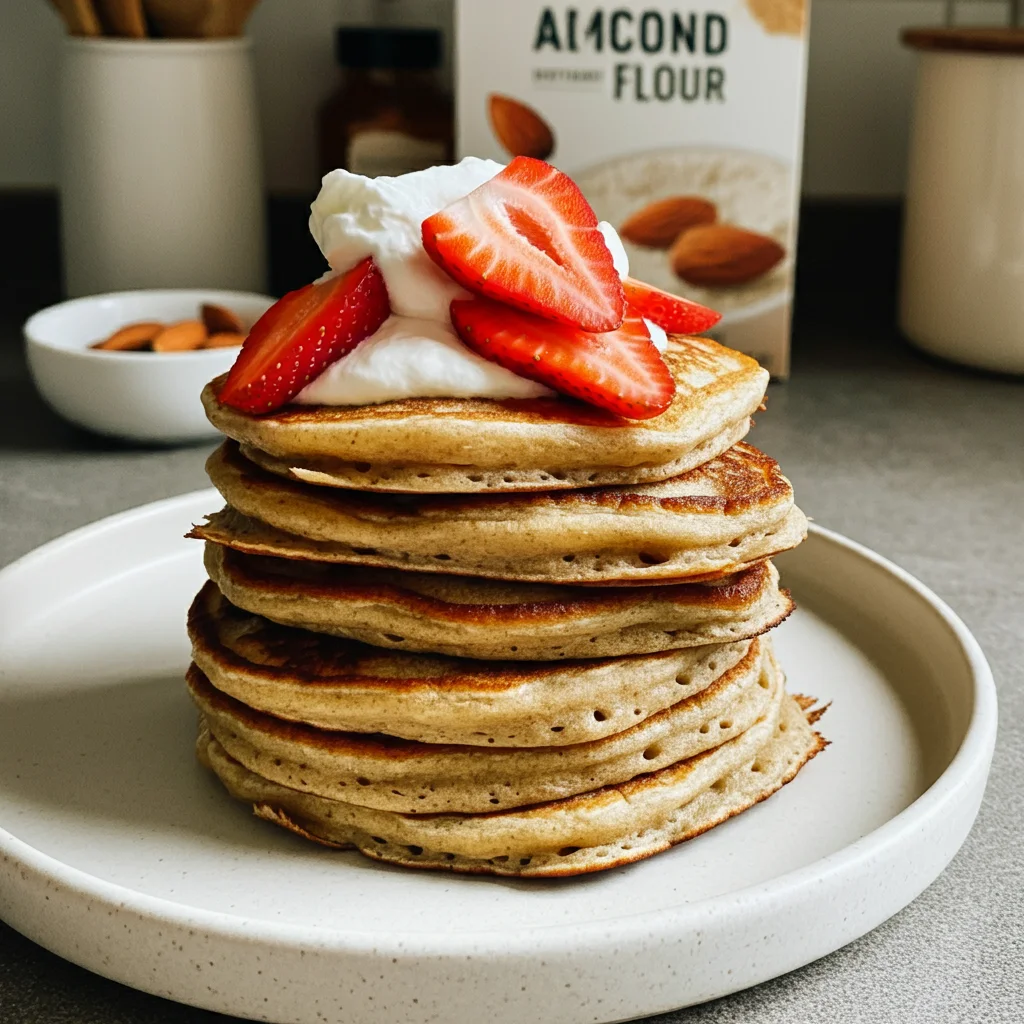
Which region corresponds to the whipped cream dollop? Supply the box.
[297,158,662,406]
[310,157,503,324]
[296,315,553,405]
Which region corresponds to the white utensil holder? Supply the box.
[60,38,266,297]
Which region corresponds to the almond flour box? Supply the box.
[456,0,810,377]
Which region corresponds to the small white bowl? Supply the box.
[24,289,275,444]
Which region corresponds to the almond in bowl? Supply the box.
[91,303,248,353]
[91,321,165,352]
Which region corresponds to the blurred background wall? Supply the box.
[1,0,1014,199]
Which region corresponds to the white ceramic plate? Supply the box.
[0,492,996,1024]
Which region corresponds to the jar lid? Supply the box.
[336,27,442,70]
[902,27,1024,55]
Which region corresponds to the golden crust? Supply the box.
[210,438,792,519]
[188,580,759,745]
[187,639,780,813]
[201,544,794,660]
[193,441,807,585]
[199,691,827,875]
[235,415,751,495]
[207,546,783,623]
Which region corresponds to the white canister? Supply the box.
[900,29,1024,374]
[60,38,266,297]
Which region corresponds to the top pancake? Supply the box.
[201,336,768,493]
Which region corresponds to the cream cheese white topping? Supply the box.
[298,158,655,406]
[295,315,553,405]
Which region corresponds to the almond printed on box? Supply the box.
[456,0,810,376]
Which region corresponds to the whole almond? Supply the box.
[670,225,785,286]
[151,320,208,353]
[488,94,554,161]
[203,331,246,349]
[619,196,717,249]
[91,321,163,351]
[201,303,244,335]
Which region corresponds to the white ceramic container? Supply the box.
[24,289,274,444]
[900,30,1024,374]
[59,38,266,297]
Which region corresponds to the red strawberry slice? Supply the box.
[422,157,625,333]
[622,277,721,334]
[218,258,389,414]
[450,297,675,420]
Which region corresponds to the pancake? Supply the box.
[203,544,793,660]
[236,418,753,495]
[198,690,826,875]
[187,638,778,814]
[196,441,807,585]
[201,336,768,494]
[189,581,754,745]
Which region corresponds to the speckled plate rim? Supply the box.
[0,491,998,1023]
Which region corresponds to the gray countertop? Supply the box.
[1,305,1022,1024]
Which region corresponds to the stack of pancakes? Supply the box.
[187,336,827,876]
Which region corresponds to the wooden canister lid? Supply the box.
[902,27,1024,54]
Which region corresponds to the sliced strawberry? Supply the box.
[422,157,624,333]
[218,258,389,414]
[622,277,721,334]
[450,297,675,420]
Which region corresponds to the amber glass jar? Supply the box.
[317,27,454,179]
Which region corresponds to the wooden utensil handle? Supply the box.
[52,0,104,36]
